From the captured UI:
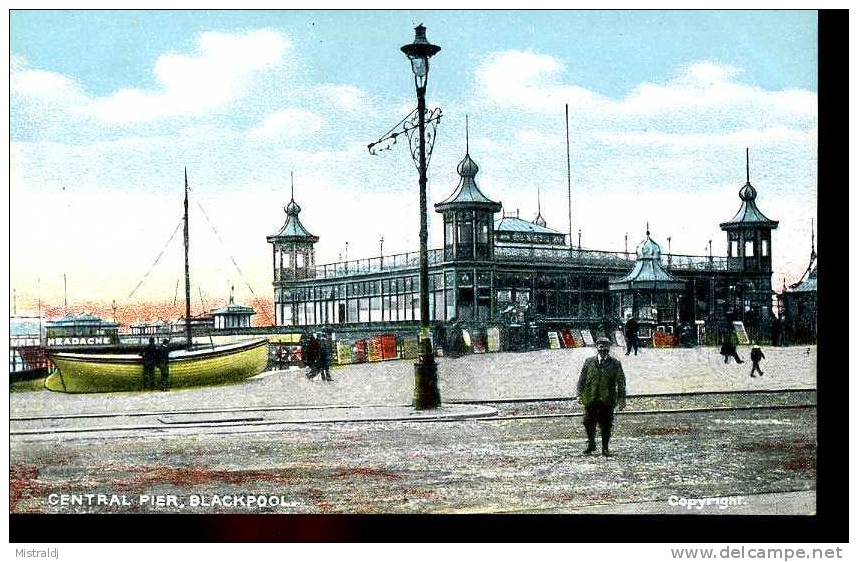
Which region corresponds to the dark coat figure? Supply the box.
[305,335,321,379]
[577,337,627,456]
[448,324,465,358]
[141,337,158,390]
[624,317,639,356]
[158,339,170,390]
[720,333,744,364]
[749,345,765,377]
[770,317,782,347]
[318,334,332,381]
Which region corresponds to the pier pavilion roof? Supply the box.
[609,230,686,292]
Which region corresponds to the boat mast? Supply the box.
[184,168,192,350]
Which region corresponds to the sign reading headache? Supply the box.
[47,336,113,347]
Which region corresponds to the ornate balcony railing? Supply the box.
[279,245,728,282]
[295,249,445,280]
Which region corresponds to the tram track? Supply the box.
[10,389,815,439]
[10,387,815,423]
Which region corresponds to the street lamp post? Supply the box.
[402,25,441,409]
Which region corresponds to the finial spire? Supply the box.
[465,114,469,154]
[229,285,234,304]
[290,171,295,202]
[537,187,541,214]
[184,167,188,188]
[746,147,750,184]
[646,221,650,236]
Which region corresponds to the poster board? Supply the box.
[732,321,750,345]
[336,341,354,364]
[368,335,383,362]
[580,329,594,346]
[561,329,576,348]
[547,331,562,349]
[400,336,420,360]
[472,332,487,353]
[653,331,678,348]
[571,330,585,348]
[353,339,368,363]
[487,327,501,352]
[614,331,626,348]
[461,330,472,349]
[380,334,398,360]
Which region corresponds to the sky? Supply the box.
[9,9,818,322]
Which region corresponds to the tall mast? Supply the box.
[184,168,192,350]
[565,104,573,254]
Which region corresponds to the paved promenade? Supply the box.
[10,345,816,419]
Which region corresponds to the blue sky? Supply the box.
[10,10,818,312]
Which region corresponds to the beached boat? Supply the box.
[45,338,268,393]
[46,169,268,393]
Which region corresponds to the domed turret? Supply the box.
[720,148,778,276]
[434,117,502,262]
[268,173,319,326]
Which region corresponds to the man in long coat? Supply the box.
[624,317,639,356]
[577,336,627,456]
[141,337,158,390]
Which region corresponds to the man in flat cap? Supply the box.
[577,336,627,456]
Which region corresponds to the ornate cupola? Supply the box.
[609,226,686,324]
[267,173,319,326]
[434,117,502,261]
[719,148,779,273]
[609,226,686,292]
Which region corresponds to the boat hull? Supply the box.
[45,339,269,393]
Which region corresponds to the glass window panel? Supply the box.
[745,240,754,257]
[370,297,382,322]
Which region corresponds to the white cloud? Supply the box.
[248,108,325,140]
[476,52,817,131]
[85,29,291,123]
[316,84,374,112]
[476,50,610,112]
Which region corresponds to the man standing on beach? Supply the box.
[577,337,627,456]
[141,337,157,390]
[158,338,170,390]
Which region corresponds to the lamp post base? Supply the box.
[413,340,440,410]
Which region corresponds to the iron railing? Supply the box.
[288,246,728,281]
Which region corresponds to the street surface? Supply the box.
[10,346,817,514]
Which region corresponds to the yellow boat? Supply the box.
[46,338,269,393]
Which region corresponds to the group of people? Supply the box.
[720,335,766,377]
[303,332,332,382]
[141,337,170,391]
[578,322,772,456]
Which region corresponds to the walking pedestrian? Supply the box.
[720,333,745,364]
[319,332,332,382]
[749,344,765,377]
[141,337,158,390]
[624,317,639,356]
[577,336,626,457]
[304,333,320,379]
[158,338,170,390]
